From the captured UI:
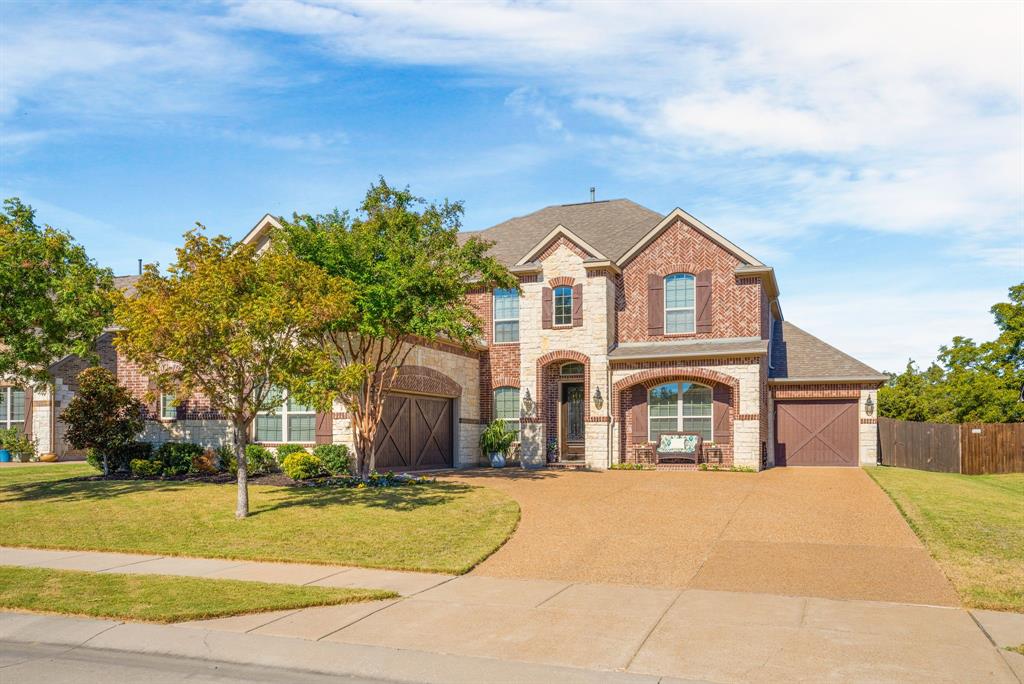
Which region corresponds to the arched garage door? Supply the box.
[374,392,453,470]
[775,399,857,466]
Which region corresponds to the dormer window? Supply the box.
[493,288,519,343]
[664,273,696,334]
[553,286,573,326]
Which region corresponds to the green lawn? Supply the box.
[867,467,1024,611]
[0,463,519,574]
[0,565,395,622]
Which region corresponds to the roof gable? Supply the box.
[618,208,763,268]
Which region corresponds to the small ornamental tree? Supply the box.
[114,228,351,518]
[279,179,516,478]
[0,198,116,383]
[60,367,145,476]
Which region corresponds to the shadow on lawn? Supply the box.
[0,476,194,504]
[250,480,477,516]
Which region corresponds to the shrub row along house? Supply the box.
[13,199,886,470]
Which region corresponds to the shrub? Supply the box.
[60,367,145,475]
[245,444,278,475]
[313,444,350,476]
[215,445,236,473]
[610,462,651,470]
[281,451,326,480]
[130,458,163,477]
[156,442,205,476]
[88,441,152,473]
[190,449,219,475]
[275,443,307,460]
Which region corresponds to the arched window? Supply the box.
[560,362,584,376]
[493,386,520,438]
[553,286,573,326]
[664,273,695,334]
[493,288,519,343]
[649,381,713,441]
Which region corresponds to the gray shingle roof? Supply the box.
[459,199,663,266]
[113,275,141,297]
[609,337,768,362]
[770,321,886,383]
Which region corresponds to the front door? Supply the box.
[560,383,585,460]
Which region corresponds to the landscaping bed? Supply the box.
[0,566,395,622]
[867,467,1024,611]
[0,463,520,574]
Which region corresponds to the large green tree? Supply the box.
[60,367,145,476]
[879,282,1023,423]
[279,179,516,477]
[115,228,351,518]
[0,198,116,383]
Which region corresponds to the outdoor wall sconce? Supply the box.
[593,387,603,411]
[865,396,875,416]
[522,388,535,417]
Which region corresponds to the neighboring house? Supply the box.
[15,199,886,470]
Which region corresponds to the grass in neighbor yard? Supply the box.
[867,466,1024,612]
[0,463,519,574]
[0,566,395,622]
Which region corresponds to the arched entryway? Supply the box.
[536,351,590,463]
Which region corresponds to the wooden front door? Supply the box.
[775,400,857,466]
[374,393,453,470]
[560,382,585,460]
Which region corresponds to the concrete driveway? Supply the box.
[450,467,959,606]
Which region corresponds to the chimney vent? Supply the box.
[138,259,142,275]
[590,187,596,202]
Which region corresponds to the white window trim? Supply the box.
[492,386,521,437]
[159,392,176,421]
[0,386,26,431]
[492,288,520,344]
[255,389,316,444]
[648,381,714,442]
[553,286,573,327]
[664,273,696,335]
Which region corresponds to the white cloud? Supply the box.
[505,87,563,132]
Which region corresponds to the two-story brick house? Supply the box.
[17,199,885,471]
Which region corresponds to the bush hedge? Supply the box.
[156,442,205,476]
[313,444,351,476]
[87,441,152,473]
[281,451,326,480]
[244,444,278,475]
[129,458,162,477]
[274,443,307,460]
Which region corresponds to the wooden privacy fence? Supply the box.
[878,417,1024,474]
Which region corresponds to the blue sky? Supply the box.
[2,1,1021,372]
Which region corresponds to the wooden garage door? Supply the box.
[374,393,453,470]
[775,400,858,466]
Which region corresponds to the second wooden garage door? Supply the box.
[775,400,858,466]
[374,393,453,470]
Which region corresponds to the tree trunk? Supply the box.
[102,451,109,477]
[233,421,249,519]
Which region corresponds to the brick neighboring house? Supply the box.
[14,199,886,470]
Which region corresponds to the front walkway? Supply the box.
[450,467,960,606]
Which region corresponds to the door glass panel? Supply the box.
[567,385,584,441]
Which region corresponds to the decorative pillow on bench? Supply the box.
[658,434,700,454]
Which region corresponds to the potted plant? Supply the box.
[480,420,515,468]
[9,431,37,463]
[546,437,559,463]
[0,427,16,463]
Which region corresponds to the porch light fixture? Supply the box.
[865,396,875,416]
[593,387,603,411]
[522,388,535,417]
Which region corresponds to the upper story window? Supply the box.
[159,392,176,420]
[255,387,315,443]
[493,386,520,438]
[493,288,519,343]
[0,386,26,431]
[553,286,573,326]
[649,381,713,442]
[664,273,696,334]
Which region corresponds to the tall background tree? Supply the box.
[60,367,145,476]
[0,198,116,383]
[115,228,350,518]
[280,179,516,477]
[879,282,1023,423]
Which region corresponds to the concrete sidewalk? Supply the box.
[0,546,453,595]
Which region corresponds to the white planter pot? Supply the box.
[489,452,506,468]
